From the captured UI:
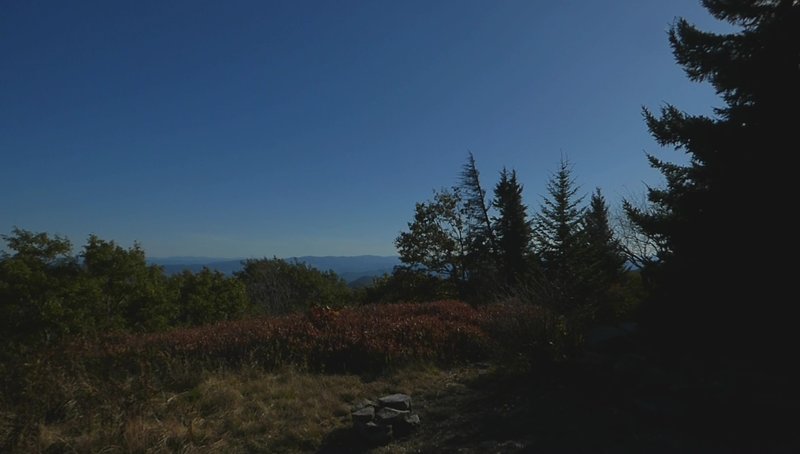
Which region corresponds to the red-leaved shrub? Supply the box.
[63,300,553,374]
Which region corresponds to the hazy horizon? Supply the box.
[147,254,400,261]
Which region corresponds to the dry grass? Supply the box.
[22,363,454,453]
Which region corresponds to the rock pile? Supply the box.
[351,393,420,444]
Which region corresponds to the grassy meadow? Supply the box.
[1,301,559,452]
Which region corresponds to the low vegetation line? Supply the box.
[61,300,555,373]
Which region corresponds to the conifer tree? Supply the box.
[582,188,626,316]
[625,0,799,349]
[459,153,499,297]
[492,168,534,288]
[460,152,497,254]
[533,157,586,312]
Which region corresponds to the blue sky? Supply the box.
[1,1,729,258]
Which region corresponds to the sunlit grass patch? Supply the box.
[24,364,463,453]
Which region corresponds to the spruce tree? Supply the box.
[459,153,498,297]
[460,152,497,253]
[492,168,535,289]
[625,1,799,351]
[534,157,586,312]
[582,188,626,317]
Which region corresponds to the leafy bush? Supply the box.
[0,229,253,358]
[235,257,353,314]
[361,268,458,303]
[170,268,250,326]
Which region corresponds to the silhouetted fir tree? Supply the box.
[625,0,799,354]
[460,153,497,252]
[492,168,535,289]
[582,188,626,317]
[534,158,587,312]
[459,152,498,298]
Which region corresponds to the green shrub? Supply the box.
[235,258,352,314]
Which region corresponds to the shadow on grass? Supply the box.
[319,343,799,453]
[317,426,373,454]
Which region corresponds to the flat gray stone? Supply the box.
[375,406,410,423]
[378,393,412,411]
[404,414,420,426]
[352,406,375,424]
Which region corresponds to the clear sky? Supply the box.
[1,0,729,258]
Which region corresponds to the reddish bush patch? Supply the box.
[65,301,552,373]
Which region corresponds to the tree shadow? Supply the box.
[320,338,799,453]
[317,426,373,454]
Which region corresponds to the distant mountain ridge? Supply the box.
[147,255,400,285]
